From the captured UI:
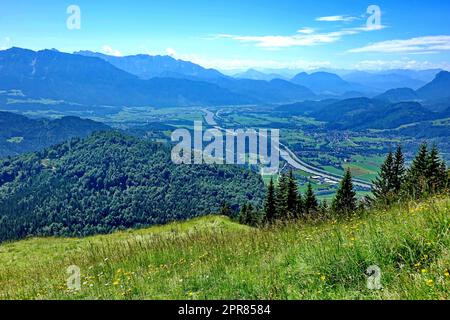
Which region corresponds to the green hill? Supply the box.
[0,131,265,241]
[1,196,448,300]
[0,111,111,157]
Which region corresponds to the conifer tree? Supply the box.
[275,172,289,219]
[297,191,304,217]
[219,202,232,217]
[405,143,429,197]
[393,145,406,193]
[239,203,248,225]
[246,204,259,227]
[286,170,299,216]
[438,160,448,191]
[239,204,260,226]
[319,199,329,217]
[427,144,442,192]
[304,183,318,215]
[373,151,395,203]
[264,178,276,223]
[332,169,357,215]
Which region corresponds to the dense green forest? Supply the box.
[0,111,111,157]
[0,132,265,241]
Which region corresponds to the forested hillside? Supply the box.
[0,132,265,241]
[0,112,111,157]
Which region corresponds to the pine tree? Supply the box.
[332,168,357,215]
[264,178,276,223]
[286,170,299,216]
[373,151,395,204]
[393,145,406,193]
[304,183,318,216]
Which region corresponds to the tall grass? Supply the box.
[0,197,449,300]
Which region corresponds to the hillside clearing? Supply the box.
[0,198,449,300]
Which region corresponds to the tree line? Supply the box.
[237,143,449,226]
[372,143,449,205]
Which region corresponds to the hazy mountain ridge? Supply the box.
[417,71,450,101]
[0,48,254,107]
[75,51,227,81]
[290,71,366,95]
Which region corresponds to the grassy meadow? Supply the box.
[0,197,449,300]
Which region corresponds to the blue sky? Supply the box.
[1,0,450,71]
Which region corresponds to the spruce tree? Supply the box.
[373,151,395,203]
[427,144,442,192]
[297,191,304,217]
[275,172,289,219]
[264,178,276,223]
[393,145,406,193]
[319,199,329,217]
[405,143,429,197]
[219,202,232,217]
[239,204,260,226]
[239,203,248,225]
[438,160,448,191]
[304,183,318,215]
[246,204,259,227]
[332,168,357,215]
[286,170,299,216]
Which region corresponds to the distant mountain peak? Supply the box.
[75,50,226,81]
[376,87,419,103]
[291,71,357,95]
[417,70,450,101]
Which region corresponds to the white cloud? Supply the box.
[316,15,358,22]
[173,52,331,71]
[297,27,315,34]
[102,45,122,57]
[349,35,450,54]
[214,25,380,49]
[207,7,387,50]
[354,59,450,71]
[166,47,177,57]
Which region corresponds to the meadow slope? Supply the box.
[0,197,449,300]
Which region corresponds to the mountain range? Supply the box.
[234,69,286,81]
[0,47,449,110]
[75,50,226,81]
[290,72,367,96]
[0,48,252,107]
[0,48,316,107]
